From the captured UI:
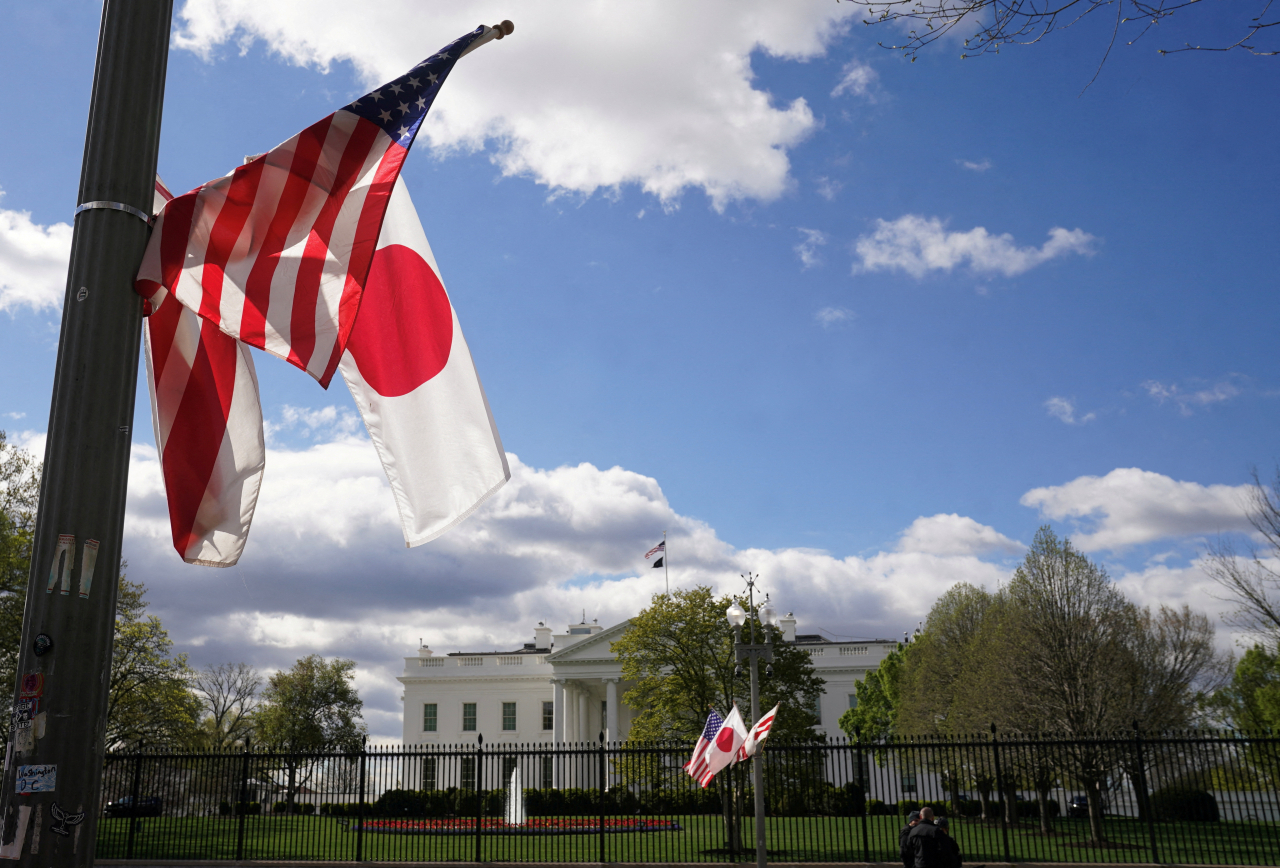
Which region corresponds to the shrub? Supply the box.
[540,788,567,816]
[423,791,452,818]
[272,800,289,814]
[296,802,315,815]
[376,788,426,817]
[866,799,890,816]
[613,788,641,815]
[832,783,866,817]
[563,787,595,815]
[234,801,261,815]
[485,788,507,816]
[218,800,232,816]
[454,789,482,816]
[1151,787,1219,822]
[1018,798,1059,819]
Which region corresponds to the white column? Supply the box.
[604,678,619,743]
[578,689,588,743]
[552,679,565,743]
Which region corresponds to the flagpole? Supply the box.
[664,529,669,596]
[0,3,173,867]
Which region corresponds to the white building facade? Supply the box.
[397,615,896,748]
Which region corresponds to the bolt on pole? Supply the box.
[0,2,172,866]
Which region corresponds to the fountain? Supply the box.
[504,765,526,826]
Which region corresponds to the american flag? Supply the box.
[645,541,665,559]
[683,708,724,783]
[136,26,490,388]
[739,702,780,760]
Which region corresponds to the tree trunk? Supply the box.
[1004,780,1019,827]
[1037,783,1053,834]
[287,763,297,812]
[1087,780,1107,843]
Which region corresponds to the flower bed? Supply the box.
[356,817,682,835]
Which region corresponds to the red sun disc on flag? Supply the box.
[347,244,454,397]
[715,728,736,751]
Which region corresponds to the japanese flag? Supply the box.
[696,705,749,787]
[339,177,509,546]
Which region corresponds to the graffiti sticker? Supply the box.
[15,765,54,795]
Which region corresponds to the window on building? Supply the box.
[901,772,917,793]
[422,757,437,791]
[423,703,438,732]
[857,753,870,789]
[540,755,554,788]
[501,756,519,786]
[461,756,476,791]
[462,702,477,732]
[601,700,608,728]
[848,693,858,710]
[542,700,555,731]
[502,702,517,731]
[811,696,822,724]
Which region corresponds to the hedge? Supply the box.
[1150,787,1219,822]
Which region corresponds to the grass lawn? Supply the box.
[95,813,1280,864]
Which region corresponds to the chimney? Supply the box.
[779,612,797,643]
[534,621,552,651]
[418,642,433,658]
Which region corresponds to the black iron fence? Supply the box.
[94,730,1280,863]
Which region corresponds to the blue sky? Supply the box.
[1,2,1277,738]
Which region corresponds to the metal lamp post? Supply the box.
[727,573,779,868]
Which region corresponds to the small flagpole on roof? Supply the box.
[664,529,669,596]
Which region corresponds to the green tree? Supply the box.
[107,576,202,748]
[1214,644,1280,732]
[255,655,366,808]
[837,641,905,742]
[612,586,825,748]
[0,432,40,721]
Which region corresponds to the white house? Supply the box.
[397,614,896,748]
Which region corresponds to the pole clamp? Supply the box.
[74,200,153,225]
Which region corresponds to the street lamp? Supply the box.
[726,573,774,868]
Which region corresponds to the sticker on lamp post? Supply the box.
[15,765,55,795]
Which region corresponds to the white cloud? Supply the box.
[118,423,1014,738]
[1020,468,1254,552]
[173,3,855,209]
[2,412,25,420]
[1045,396,1096,425]
[956,158,992,173]
[815,176,842,201]
[896,514,1023,557]
[795,227,828,268]
[263,403,362,445]
[831,59,878,99]
[0,190,72,313]
[1143,376,1243,416]
[853,215,1097,278]
[814,306,854,327]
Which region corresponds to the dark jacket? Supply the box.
[938,832,962,868]
[905,820,943,868]
[898,822,918,868]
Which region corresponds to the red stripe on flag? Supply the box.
[163,318,240,559]
[199,159,266,326]
[240,116,334,347]
[319,139,407,387]
[287,117,382,380]
[137,192,197,303]
[146,291,184,385]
